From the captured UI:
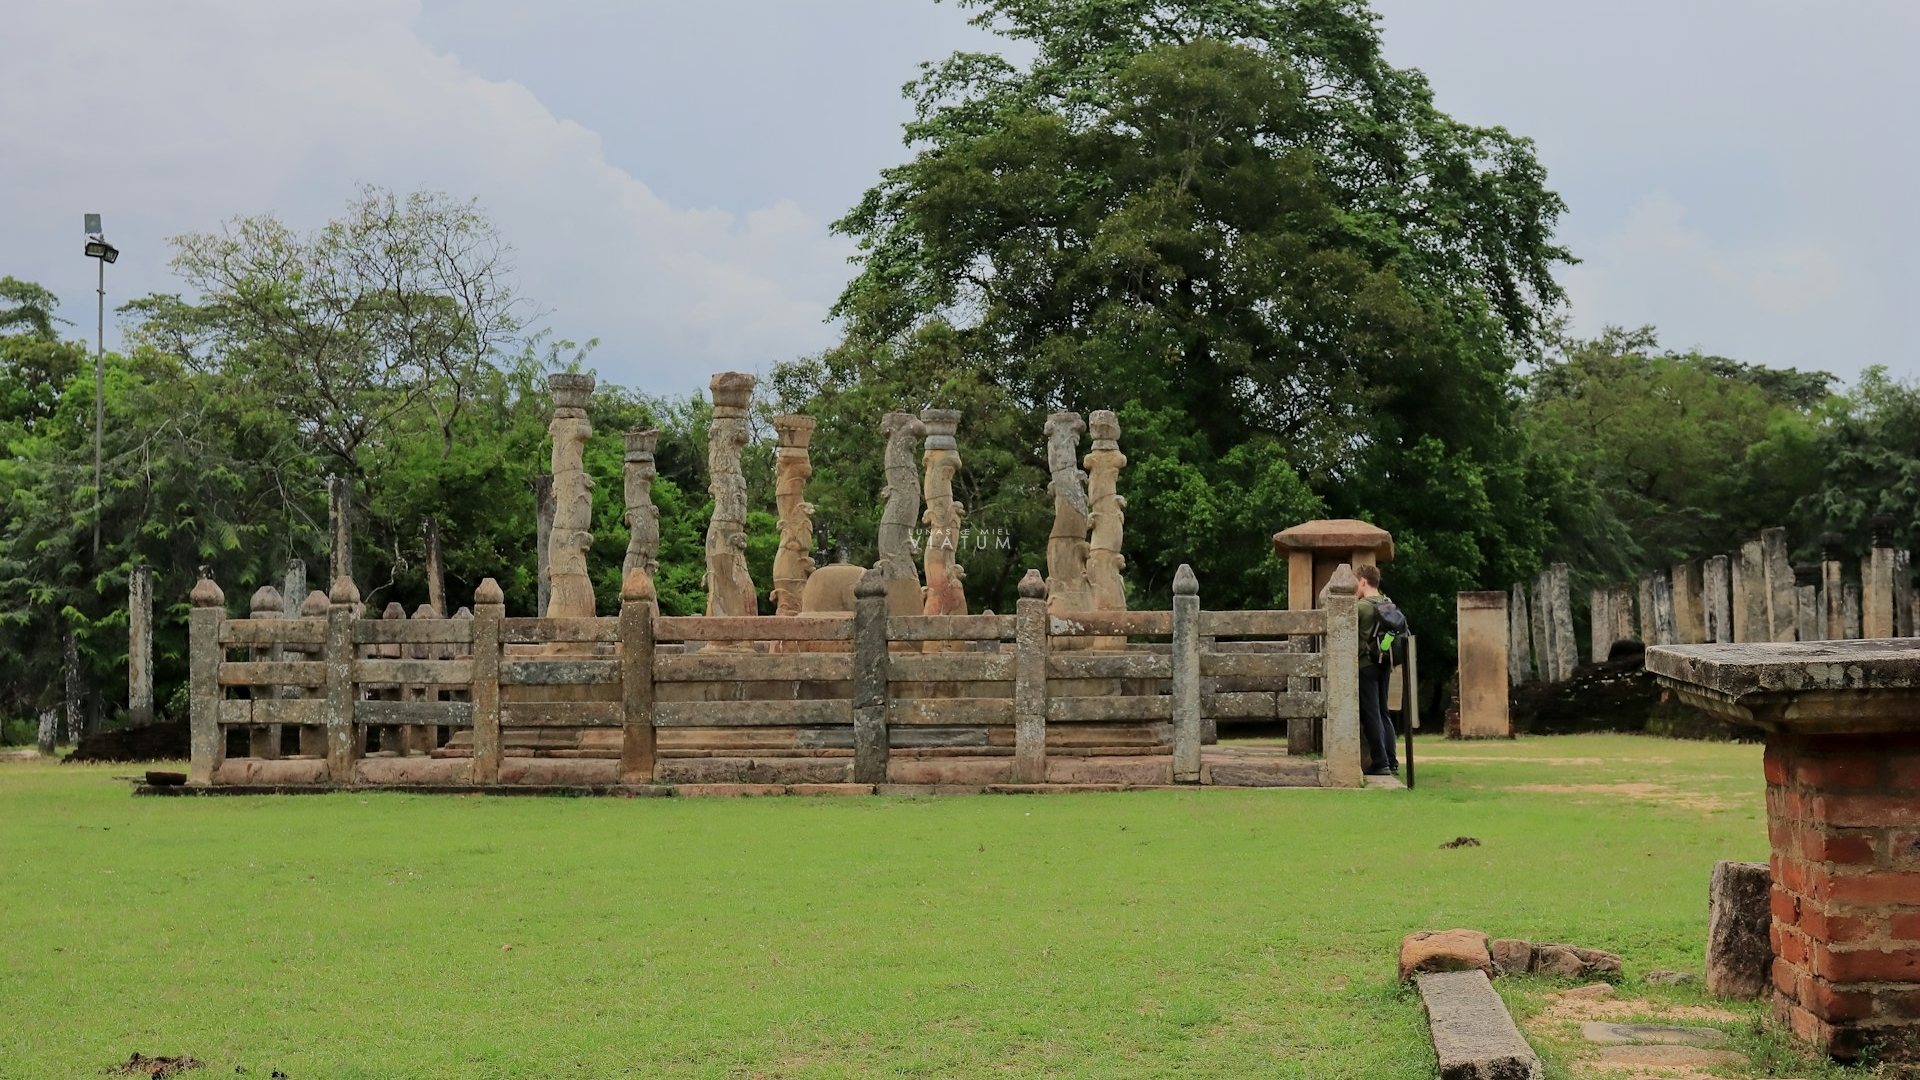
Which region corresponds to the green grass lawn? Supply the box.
[0,734,1853,1078]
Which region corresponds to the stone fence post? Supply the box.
[470,578,505,784]
[619,569,656,785]
[249,586,283,759]
[852,567,891,785]
[1321,565,1362,788]
[1171,564,1201,783]
[129,565,153,727]
[1013,570,1049,784]
[323,577,360,784]
[187,571,225,785]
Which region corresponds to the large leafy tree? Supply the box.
[783,0,1573,650]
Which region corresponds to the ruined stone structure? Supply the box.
[1456,592,1510,738]
[771,415,817,617]
[919,409,967,622]
[705,372,758,619]
[546,373,597,620]
[178,373,1378,794]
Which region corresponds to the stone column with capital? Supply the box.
[919,409,967,624]
[771,415,817,617]
[1044,412,1093,627]
[623,428,660,582]
[1084,410,1128,649]
[705,373,759,619]
[545,373,598,619]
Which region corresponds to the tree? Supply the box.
[783,0,1574,651]
[0,276,68,340]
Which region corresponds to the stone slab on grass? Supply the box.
[1417,970,1541,1080]
[1581,1021,1728,1046]
[1594,1044,1745,1068]
[1401,928,1494,982]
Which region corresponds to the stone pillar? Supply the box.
[248,585,283,759]
[1012,570,1049,784]
[1456,592,1510,738]
[1865,516,1897,640]
[1897,549,1915,638]
[545,373,598,619]
[1821,533,1847,643]
[1706,861,1773,1000]
[1764,527,1800,643]
[129,565,153,727]
[298,590,330,757]
[703,373,758,618]
[1530,571,1554,681]
[1321,565,1363,787]
[323,577,360,783]
[877,411,927,612]
[1043,412,1093,623]
[1608,583,1636,652]
[1672,561,1707,645]
[1844,585,1862,640]
[1589,588,1613,665]
[1170,565,1201,782]
[328,475,352,588]
[282,560,306,621]
[1737,540,1769,644]
[533,473,554,617]
[1508,581,1533,685]
[851,567,891,784]
[423,518,446,619]
[770,417,816,617]
[187,571,225,783]
[1651,571,1677,646]
[1797,583,1821,645]
[1083,410,1128,649]
[618,567,656,784]
[469,578,504,784]
[919,409,967,622]
[623,428,661,580]
[62,626,83,745]
[1649,640,1920,1059]
[1637,575,1659,644]
[1704,555,1733,643]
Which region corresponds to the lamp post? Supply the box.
[83,215,118,559]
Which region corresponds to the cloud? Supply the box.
[0,0,852,392]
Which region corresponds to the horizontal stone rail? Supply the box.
[185,562,1362,789]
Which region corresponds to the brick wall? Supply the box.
[1765,731,1920,1059]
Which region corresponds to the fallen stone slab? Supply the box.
[1594,1045,1745,1068]
[1581,1022,1729,1046]
[1416,970,1541,1080]
[1401,928,1494,982]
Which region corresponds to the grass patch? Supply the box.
[0,734,1863,1078]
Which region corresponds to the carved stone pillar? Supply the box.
[771,415,817,617]
[1084,410,1128,649]
[623,428,660,581]
[920,409,967,623]
[705,372,759,618]
[545,373,597,619]
[878,412,927,611]
[1044,412,1093,629]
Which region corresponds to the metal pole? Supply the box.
[93,255,104,558]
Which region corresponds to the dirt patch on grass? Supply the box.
[108,1053,203,1078]
[1526,987,1748,1080]
[1506,783,1731,813]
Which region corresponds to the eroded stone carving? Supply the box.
[705,372,759,618]
[878,412,927,607]
[623,428,660,581]
[546,373,597,619]
[920,409,967,624]
[1084,410,1127,648]
[772,415,818,617]
[1044,411,1093,623]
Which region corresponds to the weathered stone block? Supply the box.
[1416,970,1541,1080]
[1489,938,1533,976]
[1400,928,1493,982]
[1706,860,1773,999]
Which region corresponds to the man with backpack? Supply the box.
[1354,564,1405,777]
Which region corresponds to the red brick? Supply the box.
[1775,924,1809,967]
[1813,942,1920,983]
[1765,747,1789,786]
[1802,827,1879,866]
[1888,756,1920,789]
[1769,818,1795,853]
[1809,977,1878,1022]
[1784,1000,1831,1046]
[1810,792,1920,828]
[1794,753,1886,789]
[1878,989,1920,1019]
[1890,831,1920,869]
[1771,886,1800,924]
[1797,904,1877,945]
[1891,912,1920,943]
[1777,855,1810,897]
[1822,870,1920,906]
[1773,957,1802,997]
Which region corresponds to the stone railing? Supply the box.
[186,565,1363,791]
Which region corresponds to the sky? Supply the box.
[3,0,1913,397]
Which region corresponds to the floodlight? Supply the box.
[85,239,118,264]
